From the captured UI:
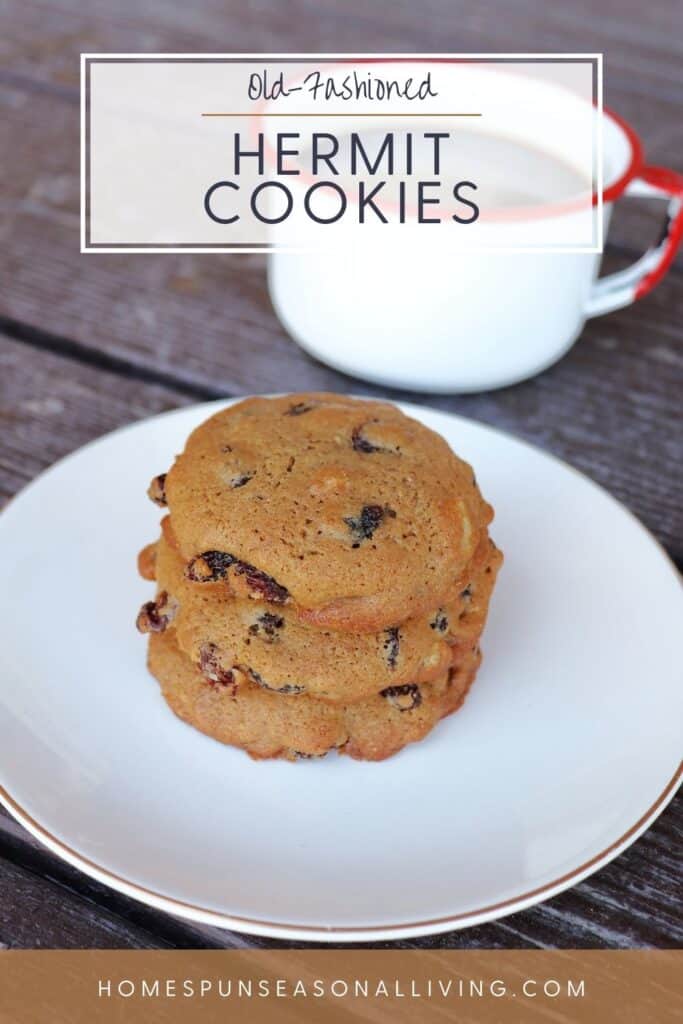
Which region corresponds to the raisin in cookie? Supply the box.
[143,521,501,704]
[162,394,493,632]
[148,629,480,762]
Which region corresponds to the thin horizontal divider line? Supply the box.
[201,112,482,117]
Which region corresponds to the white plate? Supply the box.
[0,400,680,942]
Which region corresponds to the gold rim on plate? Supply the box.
[1,763,680,939]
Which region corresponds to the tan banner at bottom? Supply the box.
[0,950,680,1023]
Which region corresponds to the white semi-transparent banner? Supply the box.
[82,55,602,253]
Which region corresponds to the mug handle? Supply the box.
[584,166,683,318]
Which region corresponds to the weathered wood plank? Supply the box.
[2,0,682,273]
[1,9,682,565]
[0,334,190,505]
[0,807,272,950]
[0,853,174,949]
[1,794,680,950]
[1,34,681,570]
[7,324,679,570]
[0,336,681,950]
[3,217,683,564]
[0,0,681,953]
[2,21,683,258]
[2,0,682,104]
[1,339,681,949]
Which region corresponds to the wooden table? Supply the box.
[0,0,681,950]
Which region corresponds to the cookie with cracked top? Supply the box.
[162,393,494,632]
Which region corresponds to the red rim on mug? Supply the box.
[250,59,682,303]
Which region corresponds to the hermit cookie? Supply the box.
[137,392,502,762]
[148,629,480,762]
[147,522,501,704]
[163,393,492,632]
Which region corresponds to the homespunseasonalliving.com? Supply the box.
[97,976,586,1001]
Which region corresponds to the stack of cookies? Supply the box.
[136,393,501,761]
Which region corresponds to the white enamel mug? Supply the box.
[268,90,683,393]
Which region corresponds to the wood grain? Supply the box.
[0,0,681,953]
[0,334,189,505]
[0,337,681,950]
[0,11,681,555]
[1,795,681,950]
[2,0,682,103]
[2,236,681,559]
[0,855,180,950]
